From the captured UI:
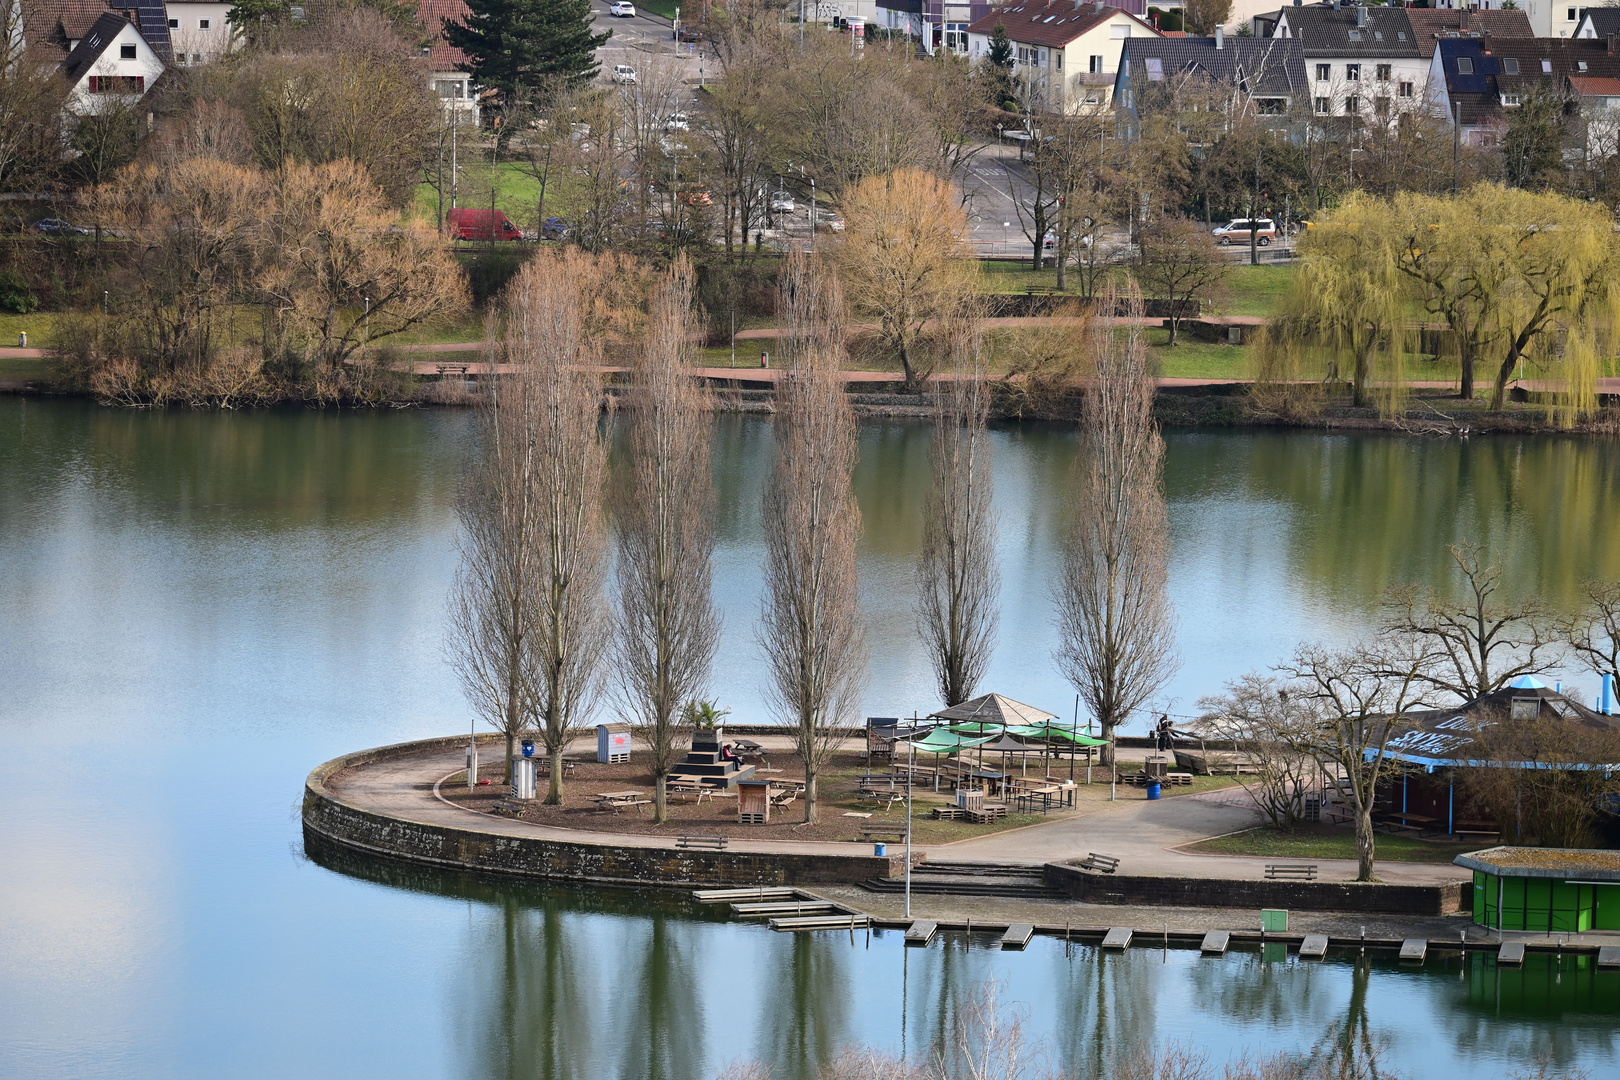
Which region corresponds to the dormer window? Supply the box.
[1503,58,1519,74]
[1348,29,1361,39]
[1374,31,1383,40]
[1398,31,1407,39]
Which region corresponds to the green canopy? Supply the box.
[897,728,995,754]
[1022,724,1111,746]
[949,722,1050,738]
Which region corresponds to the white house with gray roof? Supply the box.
[1253,3,1430,123]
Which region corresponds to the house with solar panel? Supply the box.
[166,2,236,66]
[22,0,173,110]
[1429,34,1620,148]
[1251,3,1430,125]
[965,0,1161,111]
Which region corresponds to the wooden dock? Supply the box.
[1399,938,1428,963]
[1498,942,1526,965]
[730,901,837,918]
[1101,928,1133,949]
[906,920,939,946]
[692,886,801,903]
[1199,931,1230,955]
[1299,935,1329,960]
[767,913,869,932]
[1001,924,1035,950]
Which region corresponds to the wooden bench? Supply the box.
[436,363,470,375]
[859,826,907,843]
[491,797,528,818]
[675,834,728,850]
[1024,284,1065,296]
[1080,852,1120,874]
[1265,863,1318,880]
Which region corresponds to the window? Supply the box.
[1457,56,1474,74]
[1089,54,1103,73]
[1111,24,1130,38]
[1256,97,1285,115]
[1374,96,1390,118]
[1377,63,1391,81]
[167,17,178,27]
[87,75,144,93]
[120,43,136,59]
[198,18,210,29]
[1055,51,1062,70]
[1542,59,1553,73]
[1346,63,1361,81]
[1375,31,1383,40]
[1504,92,1522,105]
[1344,95,1360,114]
[1503,57,1520,74]
[1568,6,1578,18]
[1579,61,1589,71]
[945,24,967,53]
[1145,56,1163,81]
[1398,31,1407,39]
[1315,96,1331,114]
[1316,63,1330,81]
[191,52,202,63]
[1348,29,1361,39]
[1399,80,1414,97]
[435,80,464,98]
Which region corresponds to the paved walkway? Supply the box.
[326,737,1468,885]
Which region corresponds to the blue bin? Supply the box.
[874,843,887,857]
[1147,781,1162,800]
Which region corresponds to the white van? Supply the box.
[1212,219,1277,246]
[612,64,637,85]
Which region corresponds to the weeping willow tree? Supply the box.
[1276,193,1412,414]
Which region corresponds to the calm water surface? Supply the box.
[2,399,1617,1079]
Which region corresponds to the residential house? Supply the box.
[61,9,165,113]
[1428,35,1620,147]
[877,0,1005,56]
[1404,6,1534,59]
[1253,4,1429,124]
[165,2,235,66]
[964,0,1160,111]
[418,0,478,123]
[1112,30,1309,134]
[1574,7,1620,42]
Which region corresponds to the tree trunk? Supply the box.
[1100,719,1116,767]
[654,773,667,824]
[1352,346,1375,410]
[547,745,563,804]
[505,730,516,784]
[804,771,818,824]
[1490,349,1519,411]
[1355,806,1376,882]
[899,341,916,391]
[1056,237,1068,290]
[1459,347,1475,401]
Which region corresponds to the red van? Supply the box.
[446,208,525,241]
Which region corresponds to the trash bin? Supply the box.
[874,843,887,857]
[1146,781,1162,800]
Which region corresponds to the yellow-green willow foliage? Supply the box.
[1389,186,1618,425]
[1277,193,1412,415]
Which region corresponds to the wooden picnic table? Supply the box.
[1374,811,1439,835]
[594,790,652,814]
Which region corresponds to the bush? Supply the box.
[0,269,38,314]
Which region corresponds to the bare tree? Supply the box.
[504,251,612,803]
[1383,541,1561,703]
[1135,215,1228,346]
[917,329,999,708]
[1197,674,1322,830]
[758,253,868,823]
[1565,579,1620,685]
[616,257,720,823]
[1279,639,1433,882]
[1054,282,1179,766]
[448,329,548,783]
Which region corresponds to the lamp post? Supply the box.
[905,731,914,918]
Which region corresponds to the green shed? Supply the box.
[1455,847,1620,933]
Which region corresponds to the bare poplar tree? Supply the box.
[505,252,612,804]
[448,329,544,784]
[758,253,868,823]
[1055,281,1179,766]
[615,257,721,824]
[916,328,1000,707]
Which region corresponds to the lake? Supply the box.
[1,398,1616,1078]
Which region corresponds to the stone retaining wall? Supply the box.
[302,736,911,888]
[1045,862,1464,916]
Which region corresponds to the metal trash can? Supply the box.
[1146,781,1163,800]
[512,756,537,800]
[874,843,887,857]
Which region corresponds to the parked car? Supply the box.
[540,217,571,239]
[446,208,525,242]
[815,210,844,232]
[675,26,702,42]
[769,191,795,213]
[664,112,689,131]
[609,1,636,15]
[1212,218,1276,246]
[686,188,712,206]
[612,64,637,84]
[33,218,92,236]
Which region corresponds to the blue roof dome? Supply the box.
[1508,675,1550,690]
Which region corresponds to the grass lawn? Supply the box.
[0,311,61,350]
[413,161,552,230]
[1184,823,1484,865]
[634,0,679,19]
[1221,265,1294,319]
[1145,328,1250,380]
[0,357,55,383]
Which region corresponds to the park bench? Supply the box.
[675,834,728,850]
[491,797,528,818]
[859,826,907,843]
[1024,285,1065,296]
[436,363,470,376]
[1079,852,1120,874]
[1265,863,1318,880]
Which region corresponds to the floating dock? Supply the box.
[729,901,836,918]
[1595,945,1619,968]
[1497,942,1526,965]
[1299,935,1329,960]
[693,886,802,903]
[1001,924,1035,950]
[768,914,869,932]
[1399,938,1428,963]
[1101,928,1133,949]
[905,920,939,946]
[1199,931,1230,955]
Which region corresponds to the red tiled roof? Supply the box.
[26,0,116,43]
[418,0,471,70]
[967,1,1154,49]
[1570,75,1620,96]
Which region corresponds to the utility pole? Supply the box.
[1453,100,1462,195]
[450,110,459,211]
[905,733,914,918]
